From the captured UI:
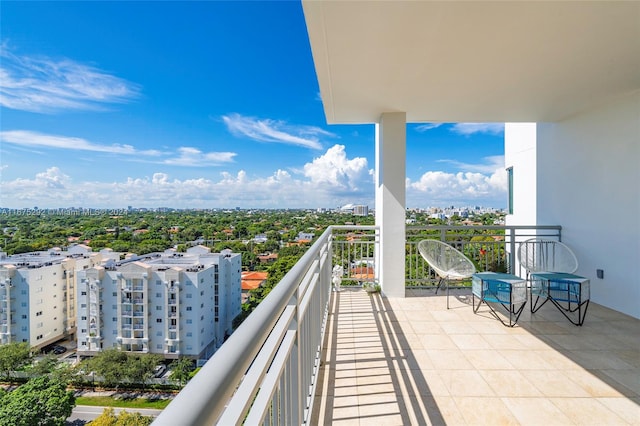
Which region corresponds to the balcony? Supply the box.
[155,226,640,425]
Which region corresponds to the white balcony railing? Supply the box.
[155,225,339,425]
[155,224,559,425]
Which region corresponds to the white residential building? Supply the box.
[352,205,369,217]
[76,246,241,360]
[0,245,98,348]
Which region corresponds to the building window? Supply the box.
[186,294,192,299]
[81,304,86,308]
[21,314,27,319]
[81,316,87,320]
[156,292,162,298]
[507,167,514,215]
[113,317,117,322]
[186,319,192,324]
[156,318,162,323]
[112,292,117,297]
[156,331,162,336]
[157,344,162,349]
[81,291,87,296]
[156,306,162,311]
[186,307,192,311]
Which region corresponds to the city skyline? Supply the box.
[1,1,506,210]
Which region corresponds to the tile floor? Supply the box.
[311,287,640,425]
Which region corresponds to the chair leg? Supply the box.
[446,279,450,309]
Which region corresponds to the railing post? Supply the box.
[290,267,302,426]
[509,227,516,274]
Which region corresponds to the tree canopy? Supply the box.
[0,376,75,426]
[0,342,31,380]
[87,407,153,426]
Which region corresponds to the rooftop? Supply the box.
[313,288,639,425]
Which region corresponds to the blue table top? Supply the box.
[530,272,587,281]
[473,272,524,281]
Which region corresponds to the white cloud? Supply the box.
[221,113,335,150]
[0,130,235,166]
[451,123,504,135]
[437,155,505,174]
[414,123,443,132]
[0,47,140,113]
[0,145,374,209]
[0,130,164,156]
[407,156,507,206]
[163,147,236,166]
[0,147,506,209]
[303,144,372,193]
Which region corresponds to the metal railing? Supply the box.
[154,224,558,425]
[405,225,561,287]
[329,225,379,287]
[155,225,337,425]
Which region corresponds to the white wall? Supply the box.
[537,92,639,318]
[507,91,639,318]
[505,123,538,226]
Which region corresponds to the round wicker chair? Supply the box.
[517,238,578,276]
[418,239,476,308]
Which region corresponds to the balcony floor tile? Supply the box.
[311,287,639,425]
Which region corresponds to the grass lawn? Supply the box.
[75,395,172,409]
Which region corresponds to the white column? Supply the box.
[375,112,406,297]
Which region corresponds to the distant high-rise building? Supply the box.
[352,205,369,216]
[75,245,241,360]
[1,244,241,362]
[0,245,98,348]
[77,246,241,359]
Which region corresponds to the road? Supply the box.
[66,405,163,424]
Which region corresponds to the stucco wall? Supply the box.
[505,123,538,226]
[507,91,639,318]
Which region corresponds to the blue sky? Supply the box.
[0,1,506,210]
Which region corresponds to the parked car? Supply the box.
[153,365,167,378]
[52,345,67,355]
[43,344,67,355]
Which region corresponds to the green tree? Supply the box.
[87,407,153,426]
[0,342,31,380]
[30,354,60,377]
[126,353,161,384]
[0,376,75,426]
[85,349,129,386]
[168,357,195,386]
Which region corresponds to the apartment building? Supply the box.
[0,245,98,348]
[75,245,241,361]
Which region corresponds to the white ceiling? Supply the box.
[302,1,640,124]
